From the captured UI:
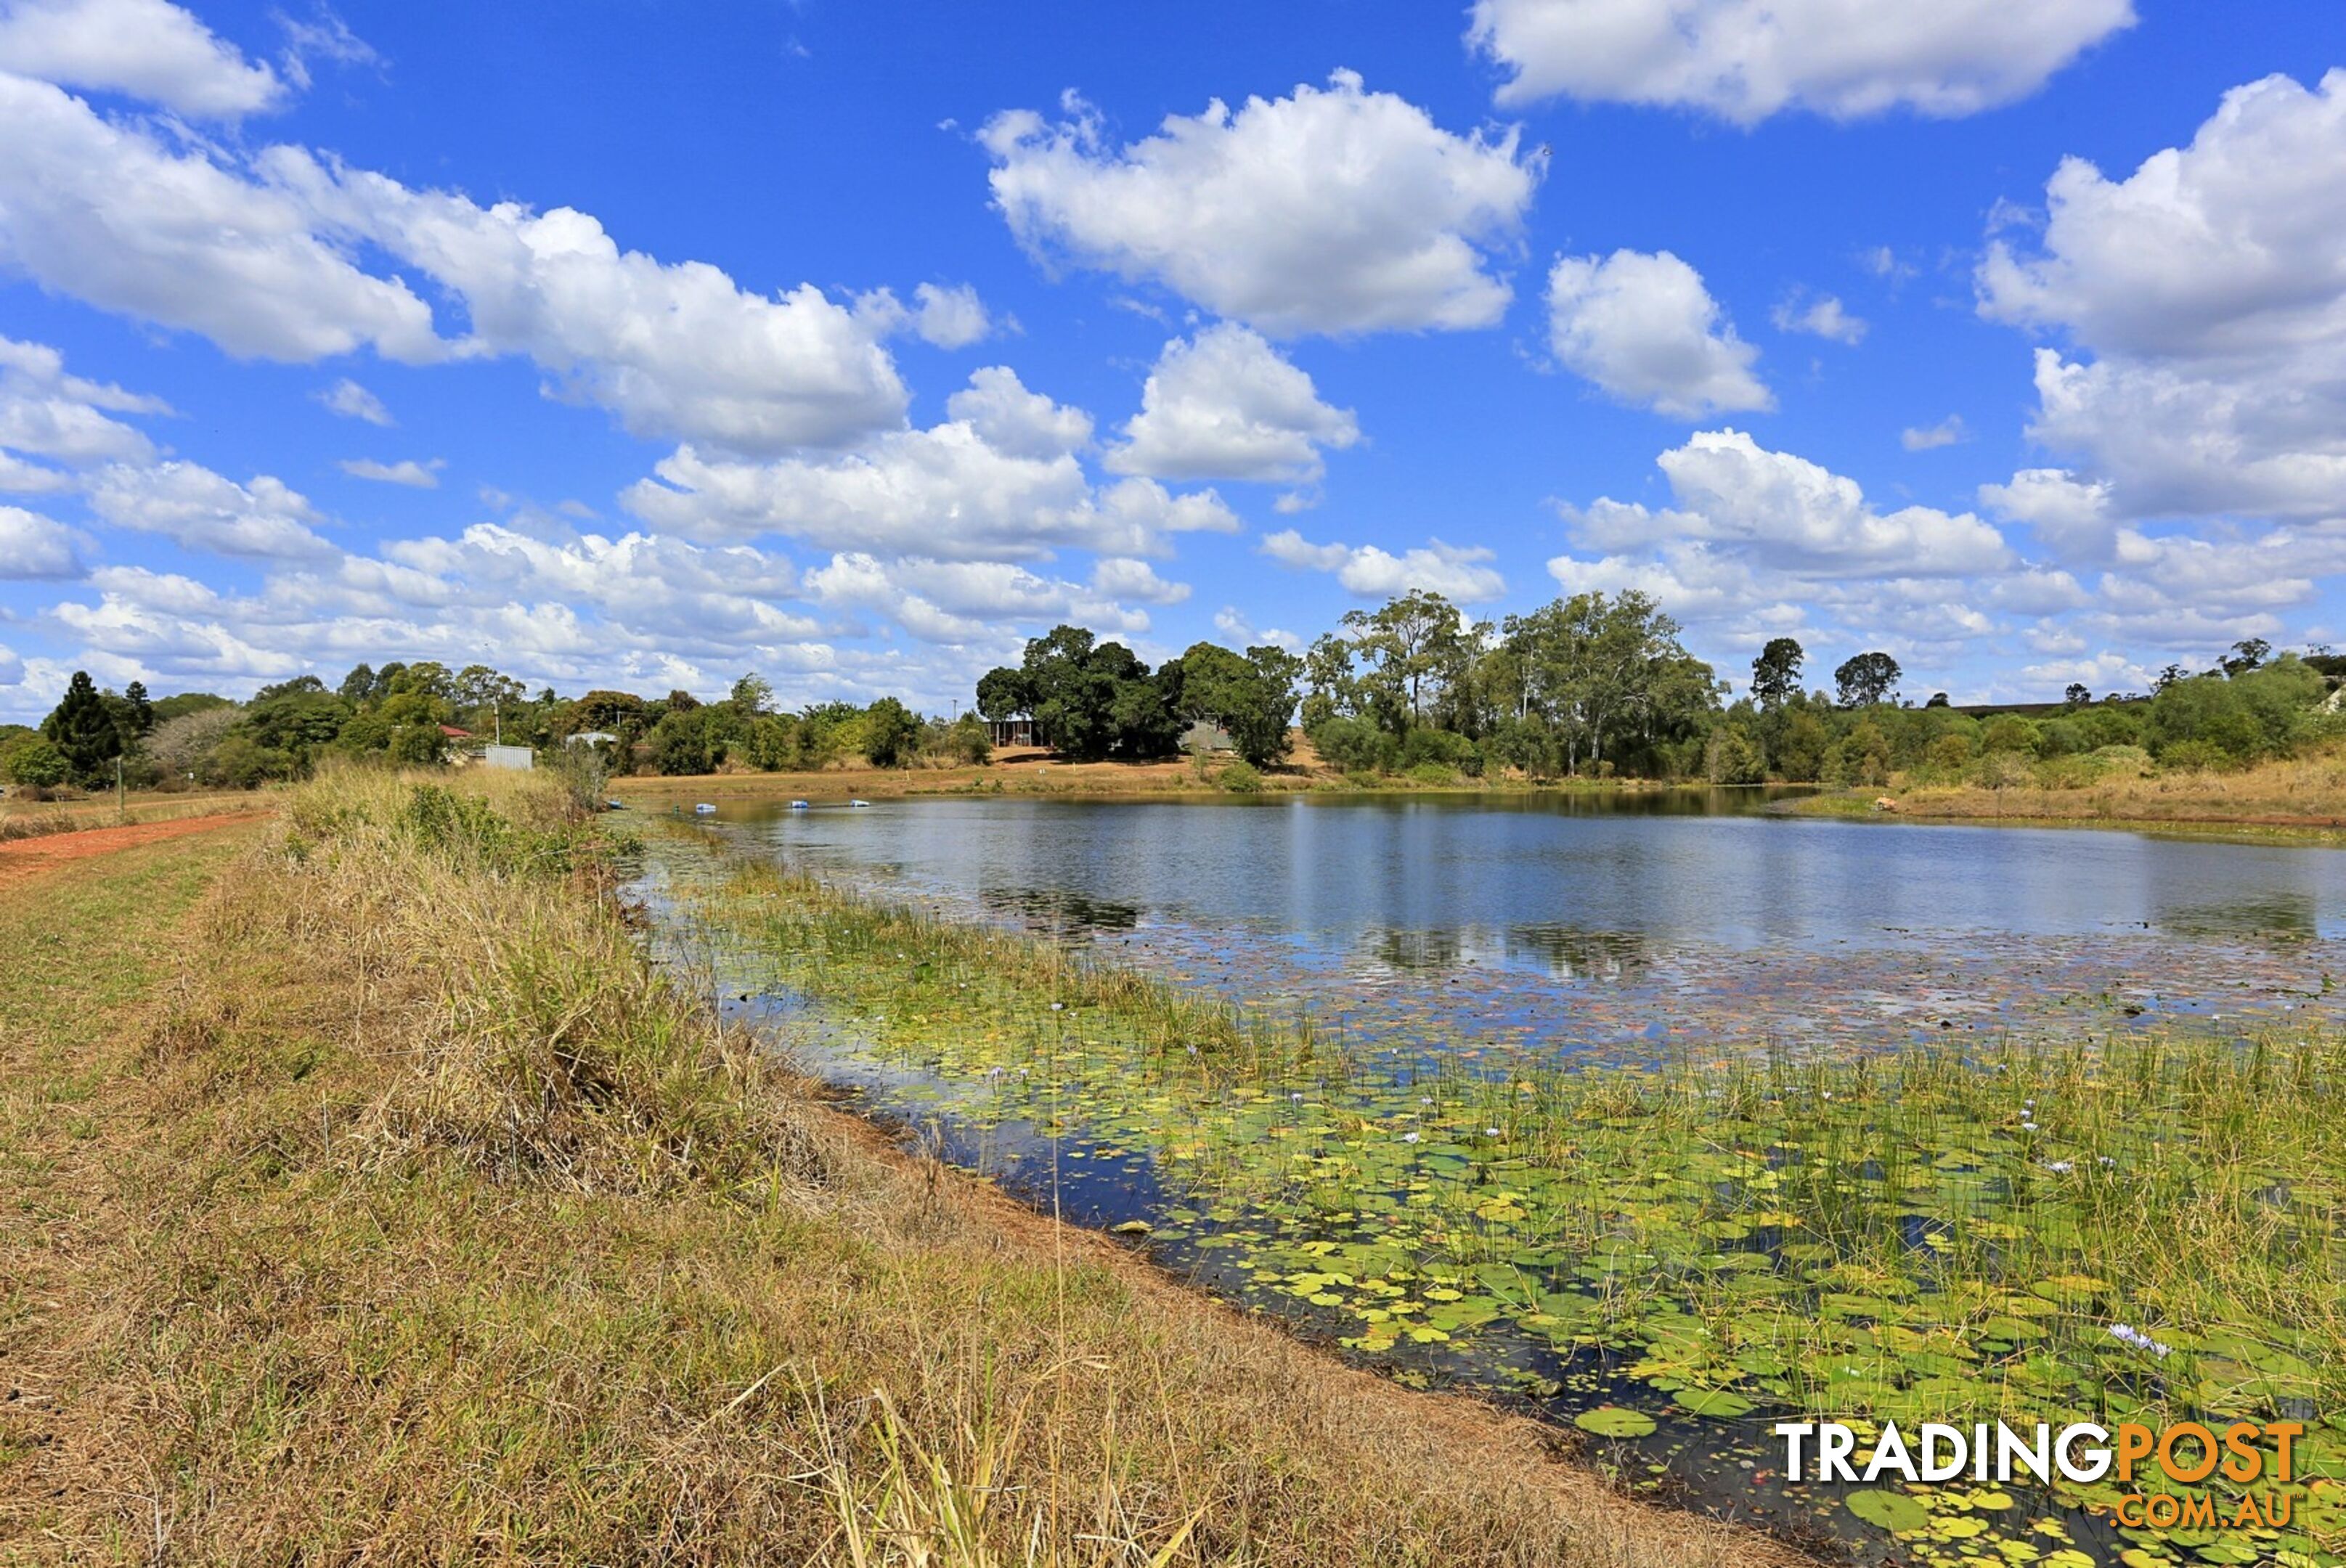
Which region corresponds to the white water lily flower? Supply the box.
[1486,1127,1503,1137]
[2044,1160,2073,1174]
[1402,1132,1421,1144]
[1051,1002,1064,1011]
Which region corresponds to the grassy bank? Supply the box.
[673,852,2346,1565]
[0,766,1780,1567]
[1783,748,2346,836]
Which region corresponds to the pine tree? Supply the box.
[122,679,155,738]
[41,670,123,786]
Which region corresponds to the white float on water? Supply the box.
[849,799,871,808]
[693,803,716,814]
[790,799,810,809]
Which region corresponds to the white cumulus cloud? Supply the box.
[0,0,284,119]
[87,460,335,559]
[1469,0,2135,123]
[0,333,166,463]
[622,369,1237,562]
[1560,428,2008,576]
[0,502,87,577]
[1547,250,1770,417]
[943,365,1093,460]
[1979,70,2346,518]
[911,282,994,349]
[1107,324,1360,484]
[1772,290,1867,344]
[317,377,392,426]
[338,457,443,489]
[0,74,444,362]
[1902,415,1966,452]
[1260,529,1505,602]
[983,70,1539,335]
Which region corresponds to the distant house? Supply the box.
[565,730,618,748]
[439,724,472,740]
[1178,717,1235,755]
[988,716,1042,748]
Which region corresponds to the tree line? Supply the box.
[4,604,2334,798]
[0,661,993,793]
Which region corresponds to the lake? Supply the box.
[642,791,2346,1566]
[688,793,2346,1058]
[708,791,2346,952]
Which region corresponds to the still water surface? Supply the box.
[696,793,2346,1055]
[709,791,2346,957]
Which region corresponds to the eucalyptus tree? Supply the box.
[1340,589,1471,732]
[1833,650,1902,708]
[1751,637,1804,708]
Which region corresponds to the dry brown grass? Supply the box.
[1805,745,2346,833]
[0,767,1803,1567]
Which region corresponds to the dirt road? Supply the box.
[0,812,261,887]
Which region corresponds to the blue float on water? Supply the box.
[790,799,810,809]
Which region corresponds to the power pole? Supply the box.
[115,755,124,816]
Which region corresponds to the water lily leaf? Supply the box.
[1671,1388,1754,1418]
[1574,1406,1657,1439]
[1845,1488,1931,1532]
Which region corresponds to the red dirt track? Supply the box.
[0,812,260,886]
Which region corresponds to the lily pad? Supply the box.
[1671,1388,1756,1418]
[1574,1406,1657,1439]
[1845,1488,1932,1532]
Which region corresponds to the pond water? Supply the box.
[638,792,2346,1567]
[706,791,2346,953]
[693,793,2346,1055]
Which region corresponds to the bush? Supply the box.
[927,713,993,767]
[1979,714,2039,756]
[1969,752,2035,790]
[398,782,585,875]
[2156,738,2232,772]
[1703,724,1766,785]
[1921,733,1974,778]
[1398,727,1476,774]
[1406,761,1460,786]
[862,697,922,768]
[1216,760,1264,793]
[203,733,293,789]
[4,736,69,790]
[1308,716,1394,775]
[2144,658,2322,765]
[647,709,714,775]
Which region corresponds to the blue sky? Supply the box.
[1,0,2342,717]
